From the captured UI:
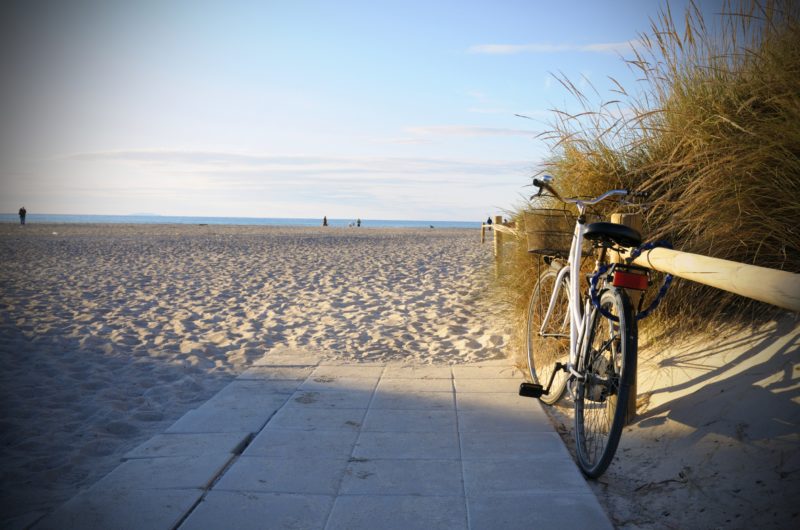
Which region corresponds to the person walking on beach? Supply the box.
[19,206,26,225]
[357,218,361,227]
[322,216,328,227]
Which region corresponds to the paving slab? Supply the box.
[39,356,613,529]
[179,491,333,530]
[208,379,300,401]
[214,455,350,495]
[462,457,589,497]
[468,493,613,530]
[325,495,468,530]
[361,408,457,432]
[244,428,359,458]
[288,388,374,409]
[370,389,455,410]
[454,377,524,393]
[377,376,454,392]
[309,364,386,378]
[266,403,367,431]
[457,408,553,433]
[300,375,379,392]
[35,488,203,530]
[352,430,462,460]
[451,365,525,379]
[460,431,570,461]
[91,453,234,490]
[382,364,453,379]
[340,458,463,496]
[164,401,277,434]
[124,432,251,459]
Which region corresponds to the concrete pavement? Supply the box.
[35,350,612,529]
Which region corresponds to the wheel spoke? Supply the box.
[526,269,570,404]
[574,288,636,478]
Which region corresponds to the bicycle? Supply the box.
[519,175,671,478]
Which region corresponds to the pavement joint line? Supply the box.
[452,370,473,530]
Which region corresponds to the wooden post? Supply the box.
[610,212,643,424]
[493,215,504,273]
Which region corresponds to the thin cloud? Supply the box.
[468,40,641,55]
[405,125,535,137]
[61,149,531,179]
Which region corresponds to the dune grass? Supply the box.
[495,0,800,358]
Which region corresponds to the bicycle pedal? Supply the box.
[519,382,544,399]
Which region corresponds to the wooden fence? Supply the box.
[483,213,800,312]
[484,212,800,420]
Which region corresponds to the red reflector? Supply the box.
[612,270,648,290]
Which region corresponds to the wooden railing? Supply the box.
[484,211,799,422]
[481,215,517,272]
[484,212,800,312]
[628,246,800,312]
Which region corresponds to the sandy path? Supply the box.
[543,315,799,529]
[0,224,508,526]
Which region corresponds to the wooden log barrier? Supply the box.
[627,247,800,313]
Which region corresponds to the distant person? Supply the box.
[19,206,26,225]
[357,218,361,227]
[486,216,492,230]
[322,216,328,227]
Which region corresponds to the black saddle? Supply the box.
[584,222,642,248]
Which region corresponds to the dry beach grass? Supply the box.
[501,0,800,336]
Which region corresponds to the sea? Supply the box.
[0,213,479,229]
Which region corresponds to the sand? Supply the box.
[1,222,797,529]
[545,314,800,529]
[0,224,508,527]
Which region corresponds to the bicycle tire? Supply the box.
[574,287,637,478]
[525,267,570,405]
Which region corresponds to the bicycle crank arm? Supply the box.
[519,362,567,400]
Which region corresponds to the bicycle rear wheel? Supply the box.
[574,287,636,478]
[525,267,570,405]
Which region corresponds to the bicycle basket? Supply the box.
[523,209,575,256]
[523,209,599,256]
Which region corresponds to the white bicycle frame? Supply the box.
[538,189,630,381]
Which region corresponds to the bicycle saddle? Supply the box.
[584,222,642,248]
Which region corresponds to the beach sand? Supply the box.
[1,223,797,529]
[0,224,508,527]
[544,315,800,529]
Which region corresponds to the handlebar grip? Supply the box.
[532,178,544,187]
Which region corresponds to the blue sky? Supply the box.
[0,0,722,221]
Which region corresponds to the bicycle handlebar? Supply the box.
[532,176,648,206]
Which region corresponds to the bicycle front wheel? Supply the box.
[525,267,570,405]
[574,287,637,478]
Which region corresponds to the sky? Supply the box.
[0,0,723,221]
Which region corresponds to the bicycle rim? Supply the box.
[574,288,636,478]
[525,268,570,405]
